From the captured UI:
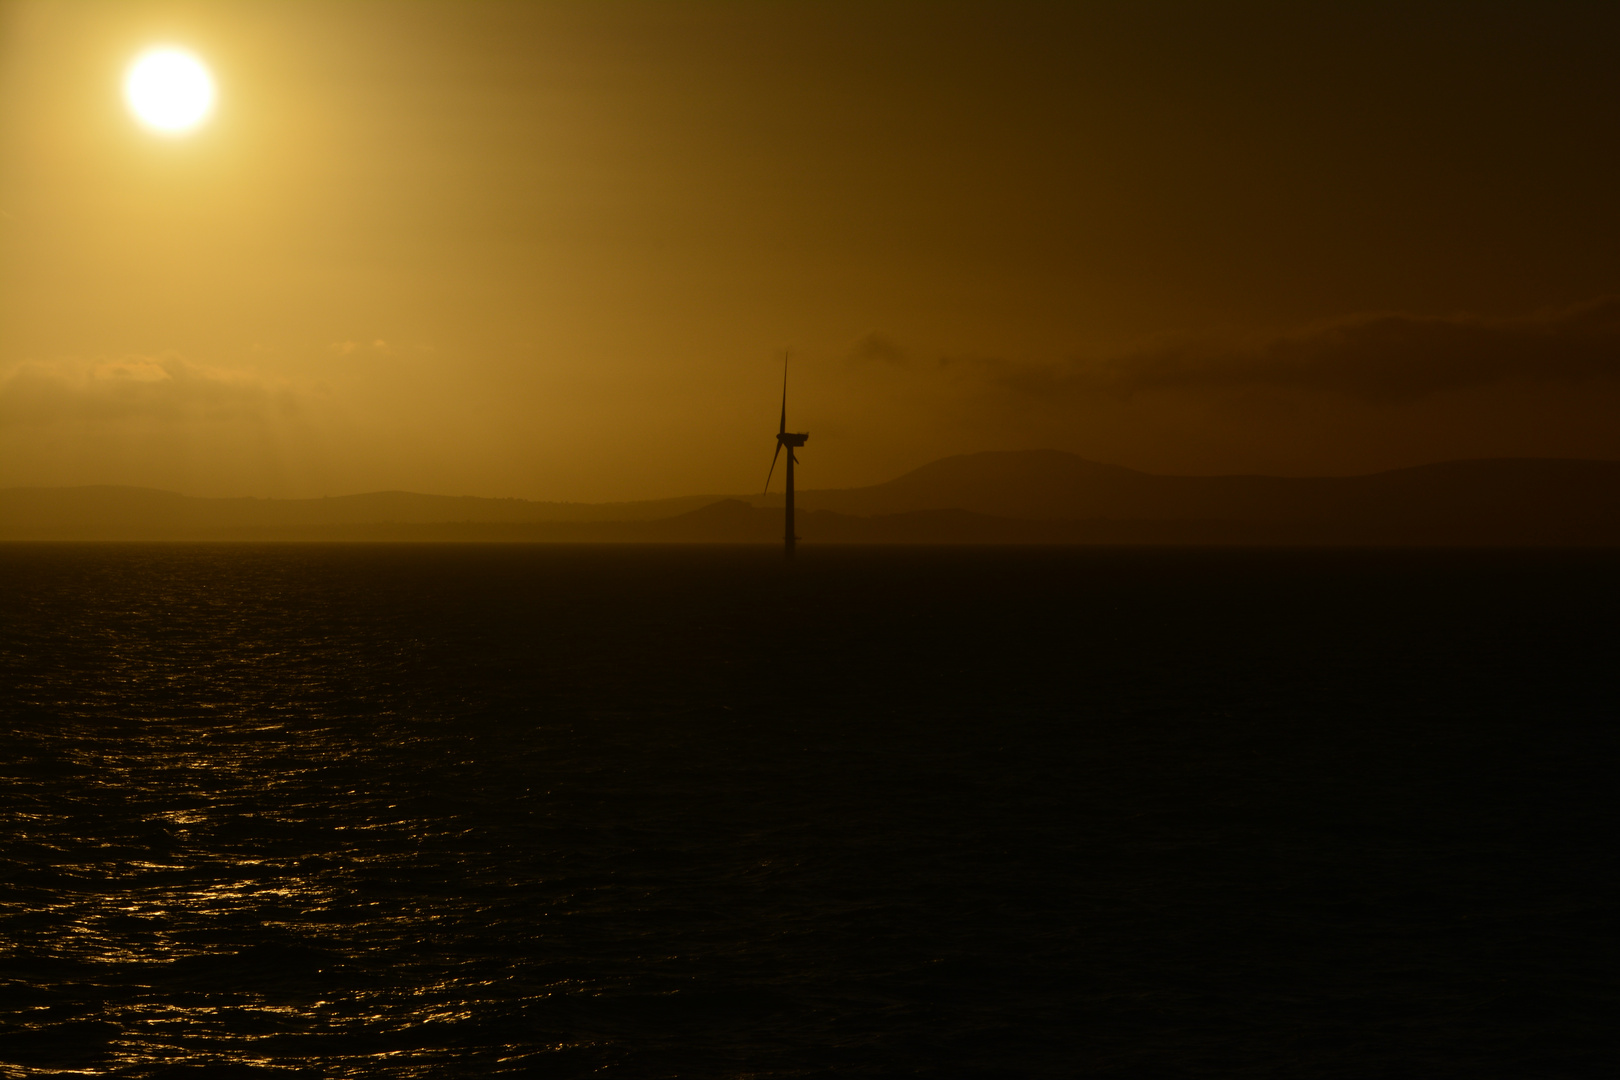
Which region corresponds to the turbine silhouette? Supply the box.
[764,350,809,558]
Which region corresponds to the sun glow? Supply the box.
[124,48,214,134]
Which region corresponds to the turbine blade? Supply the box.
[779,350,788,435]
[764,441,783,494]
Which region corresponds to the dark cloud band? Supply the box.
[943,297,1620,403]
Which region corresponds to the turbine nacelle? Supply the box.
[777,432,809,448]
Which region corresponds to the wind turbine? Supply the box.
[763,350,809,558]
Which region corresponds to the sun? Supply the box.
[125,48,215,135]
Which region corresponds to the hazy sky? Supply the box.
[3,1,1619,500]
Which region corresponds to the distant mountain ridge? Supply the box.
[789,450,1620,529]
[0,486,724,532]
[4,451,1619,544]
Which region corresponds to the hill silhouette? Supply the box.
[786,449,1620,528]
[4,451,1619,544]
[0,486,723,538]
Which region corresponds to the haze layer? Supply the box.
[3,1,1619,499]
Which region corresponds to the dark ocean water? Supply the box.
[1,544,1616,1079]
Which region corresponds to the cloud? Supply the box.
[0,354,295,426]
[329,339,392,357]
[950,297,1620,403]
[326,339,432,360]
[847,331,909,367]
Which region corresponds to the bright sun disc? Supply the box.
[125,48,214,134]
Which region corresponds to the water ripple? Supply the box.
[3,544,1616,1077]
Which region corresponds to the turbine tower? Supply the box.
[764,351,809,558]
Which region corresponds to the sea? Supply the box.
[1,544,1615,1078]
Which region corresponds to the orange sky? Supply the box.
[3,0,1619,500]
